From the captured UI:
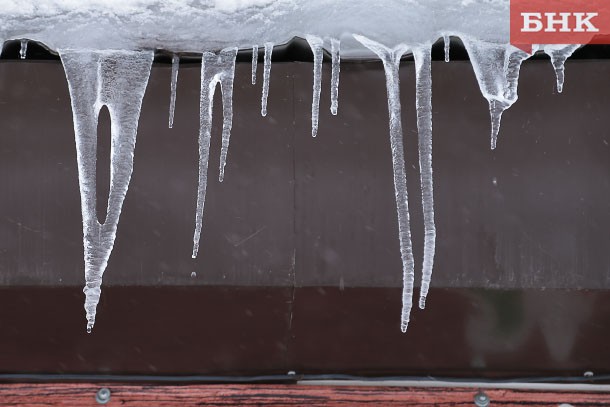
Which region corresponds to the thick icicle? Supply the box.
[168,54,179,128]
[59,49,154,332]
[353,34,415,333]
[462,39,530,149]
[413,46,436,310]
[443,35,450,62]
[19,39,27,59]
[306,35,323,137]
[330,38,340,115]
[251,45,258,85]
[261,42,273,117]
[542,45,580,93]
[192,47,238,258]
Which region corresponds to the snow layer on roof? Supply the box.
[0,0,509,56]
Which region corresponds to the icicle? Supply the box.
[168,54,179,128]
[19,39,27,59]
[330,38,340,115]
[542,45,580,93]
[59,49,154,332]
[192,47,238,258]
[353,34,415,333]
[261,42,273,117]
[462,39,530,149]
[306,35,323,137]
[413,46,436,310]
[443,35,450,62]
[251,45,258,85]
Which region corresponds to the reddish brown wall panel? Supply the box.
[1,383,610,406]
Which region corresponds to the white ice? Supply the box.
[0,0,584,333]
[192,47,238,258]
[0,1,511,58]
[306,35,323,137]
[168,54,179,128]
[330,38,340,115]
[59,49,154,332]
[353,34,415,333]
[261,42,273,117]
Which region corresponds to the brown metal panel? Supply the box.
[0,56,608,377]
[293,60,610,288]
[0,287,292,375]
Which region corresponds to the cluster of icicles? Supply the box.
[12,35,578,333]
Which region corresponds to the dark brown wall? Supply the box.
[0,57,608,377]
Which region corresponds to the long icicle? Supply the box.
[168,54,180,128]
[192,47,238,258]
[261,42,273,116]
[353,35,415,332]
[413,46,436,310]
[251,45,258,85]
[59,50,154,332]
[306,35,323,137]
[218,51,237,182]
[330,38,340,115]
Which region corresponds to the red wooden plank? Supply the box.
[1,383,609,406]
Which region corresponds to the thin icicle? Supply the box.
[462,39,531,149]
[19,39,27,59]
[59,49,154,332]
[168,54,179,128]
[353,34,414,333]
[192,47,238,258]
[413,46,436,310]
[443,35,450,62]
[251,45,258,85]
[306,35,323,137]
[261,42,273,117]
[330,38,340,115]
[543,44,580,93]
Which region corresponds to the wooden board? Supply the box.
[1,383,609,406]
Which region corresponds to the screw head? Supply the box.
[474,391,490,407]
[95,387,111,404]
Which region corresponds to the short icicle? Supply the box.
[443,35,450,62]
[192,47,238,258]
[542,44,580,93]
[168,54,180,128]
[251,45,258,85]
[306,35,323,137]
[330,38,340,115]
[353,34,415,333]
[19,39,27,59]
[59,49,154,332]
[413,46,436,310]
[462,39,530,149]
[261,42,273,116]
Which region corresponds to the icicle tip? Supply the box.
[419,296,427,310]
